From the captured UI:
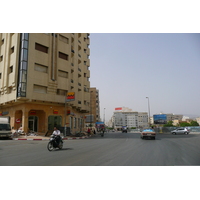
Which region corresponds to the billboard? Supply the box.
[153,114,167,124]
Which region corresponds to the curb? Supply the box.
[12,136,89,141]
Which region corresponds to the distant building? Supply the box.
[153,113,183,124]
[113,111,148,129]
[86,87,100,125]
[196,117,200,125]
[166,113,183,121]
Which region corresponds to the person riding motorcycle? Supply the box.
[52,127,61,146]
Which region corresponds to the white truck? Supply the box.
[0,116,12,138]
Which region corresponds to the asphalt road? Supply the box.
[1,131,200,166]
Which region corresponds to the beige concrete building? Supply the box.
[166,113,183,121]
[0,33,90,135]
[196,117,200,125]
[90,87,100,123]
[85,87,100,126]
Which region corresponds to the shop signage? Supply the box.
[16,118,21,123]
[30,111,36,115]
[0,111,9,116]
[66,92,75,102]
[53,110,58,114]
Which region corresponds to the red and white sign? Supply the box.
[115,107,122,110]
[16,118,21,123]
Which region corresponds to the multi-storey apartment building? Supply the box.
[113,111,148,129]
[90,87,100,123]
[85,87,100,126]
[138,112,148,128]
[0,33,90,134]
[166,113,183,121]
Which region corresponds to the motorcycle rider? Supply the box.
[52,127,61,146]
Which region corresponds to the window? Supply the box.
[57,89,67,96]
[33,84,47,93]
[74,118,76,128]
[59,35,69,44]
[11,46,14,53]
[0,55,3,62]
[59,52,68,60]
[9,66,13,73]
[21,49,28,61]
[58,70,68,78]
[0,73,1,79]
[34,63,48,73]
[35,43,48,53]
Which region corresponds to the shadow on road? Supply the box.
[58,148,73,151]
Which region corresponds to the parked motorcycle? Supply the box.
[47,135,63,151]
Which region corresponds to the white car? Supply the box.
[171,128,189,135]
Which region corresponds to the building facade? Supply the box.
[0,33,90,134]
[85,87,100,126]
[166,113,183,121]
[90,87,100,123]
[113,111,148,129]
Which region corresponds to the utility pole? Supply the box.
[146,97,151,127]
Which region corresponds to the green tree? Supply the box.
[190,120,199,126]
[179,122,190,127]
[163,121,174,127]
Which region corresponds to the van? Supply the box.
[0,117,12,138]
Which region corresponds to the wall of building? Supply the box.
[0,33,91,134]
[113,111,148,129]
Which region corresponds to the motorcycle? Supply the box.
[47,135,63,151]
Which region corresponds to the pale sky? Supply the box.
[90,33,200,121]
[4,1,199,123]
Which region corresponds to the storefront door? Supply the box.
[28,116,38,132]
[48,116,62,131]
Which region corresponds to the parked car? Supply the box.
[122,126,127,133]
[0,116,12,138]
[171,128,189,135]
[141,128,156,140]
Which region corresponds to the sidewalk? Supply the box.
[12,134,90,141]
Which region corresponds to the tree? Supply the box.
[179,122,190,127]
[190,120,199,126]
[163,121,174,127]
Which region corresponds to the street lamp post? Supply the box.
[104,108,106,124]
[146,97,151,127]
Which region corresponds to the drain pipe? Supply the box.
[52,33,55,81]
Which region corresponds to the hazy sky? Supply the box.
[89,33,200,121]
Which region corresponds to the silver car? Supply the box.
[171,128,189,135]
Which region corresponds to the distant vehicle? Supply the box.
[122,126,127,133]
[171,128,189,135]
[0,116,12,138]
[141,128,156,140]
